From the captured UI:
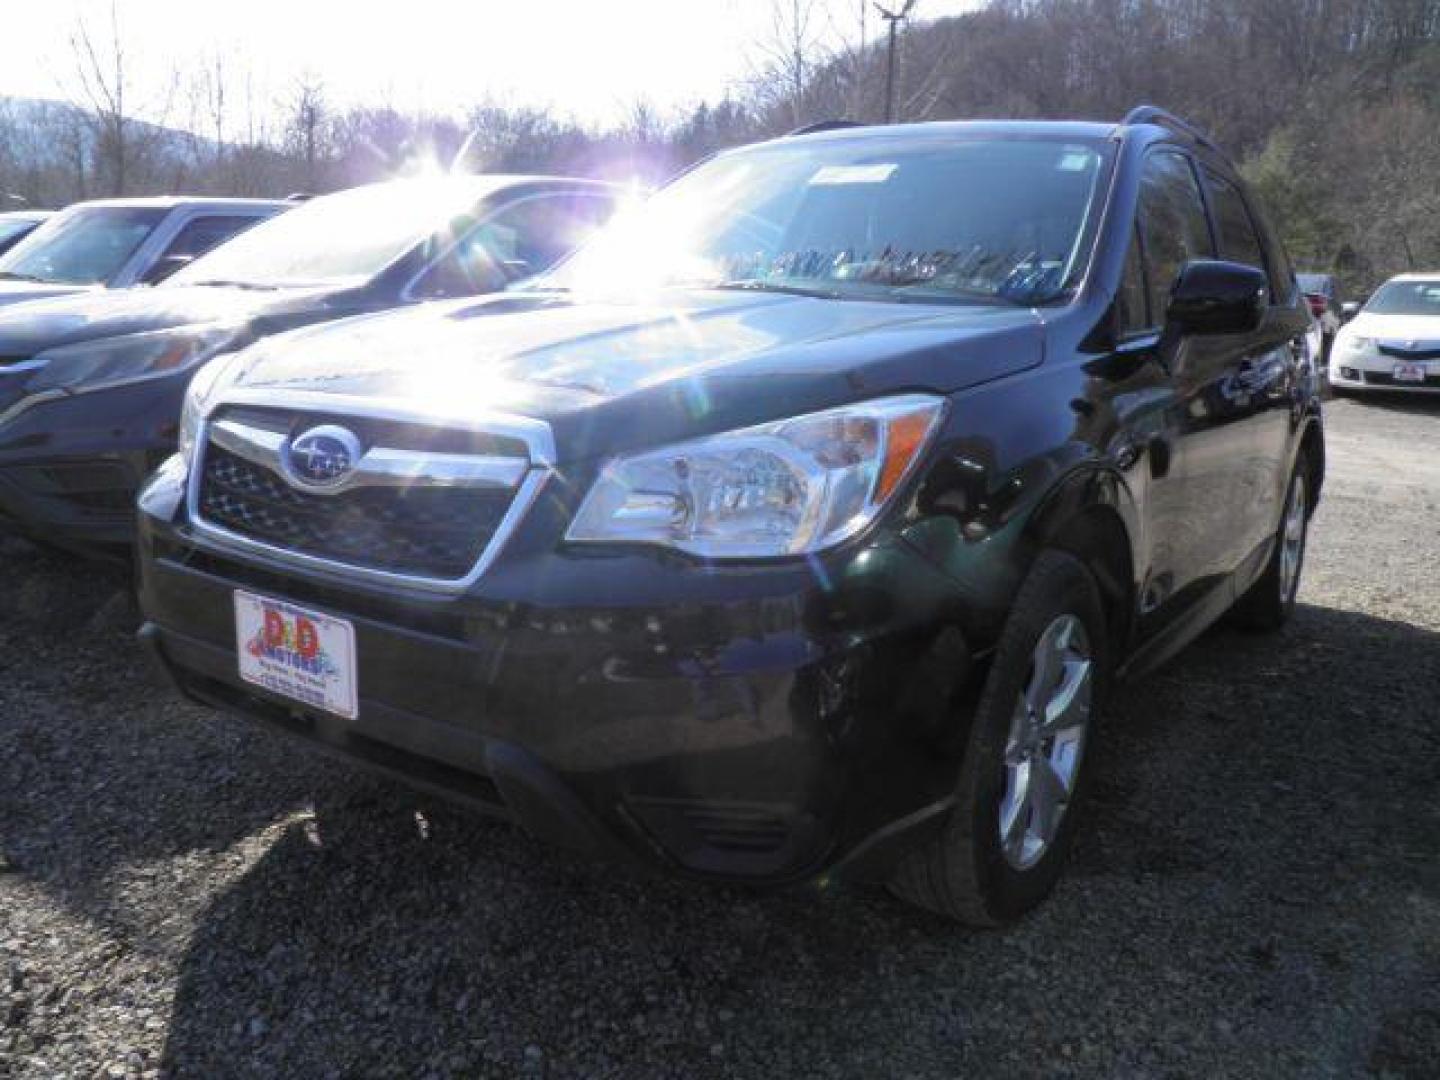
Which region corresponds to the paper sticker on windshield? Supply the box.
[810,164,897,185]
[1056,151,1095,172]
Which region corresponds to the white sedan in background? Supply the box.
[1330,274,1440,394]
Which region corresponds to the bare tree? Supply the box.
[66,0,175,196]
[751,0,827,128]
[197,52,231,182]
[284,78,331,191]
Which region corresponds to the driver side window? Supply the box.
[411,194,615,300]
[1137,151,1213,324]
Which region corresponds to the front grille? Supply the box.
[1379,343,1440,361]
[198,443,517,579]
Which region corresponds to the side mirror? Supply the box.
[140,253,194,286]
[1165,260,1268,336]
[1340,301,1361,322]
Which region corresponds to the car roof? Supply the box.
[761,119,1119,150]
[764,114,1250,175]
[362,173,620,197]
[52,178,615,219]
[1385,272,1440,283]
[55,196,288,212]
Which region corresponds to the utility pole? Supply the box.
[875,0,917,123]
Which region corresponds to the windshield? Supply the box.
[169,180,484,288]
[0,206,167,285]
[1365,279,1440,317]
[1297,274,1331,294]
[545,136,1110,305]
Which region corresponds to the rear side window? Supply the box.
[1203,172,1267,278]
[1244,190,1297,301]
[1137,151,1213,319]
[161,215,264,260]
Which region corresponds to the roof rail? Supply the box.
[787,119,863,137]
[1121,105,1218,151]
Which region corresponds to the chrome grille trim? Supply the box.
[209,417,529,493]
[211,389,557,464]
[186,395,555,595]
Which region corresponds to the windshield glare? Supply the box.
[0,206,167,285]
[168,180,483,288]
[1365,280,1440,317]
[548,137,1110,305]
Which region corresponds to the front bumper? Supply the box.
[136,461,980,886]
[0,374,186,553]
[1330,354,1440,393]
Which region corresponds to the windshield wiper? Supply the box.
[0,271,48,283]
[888,282,1018,306]
[510,283,571,294]
[182,279,282,291]
[712,280,845,301]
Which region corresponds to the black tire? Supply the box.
[1231,450,1312,632]
[888,550,1110,926]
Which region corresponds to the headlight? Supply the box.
[1344,335,1375,352]
[177,351,240,464]
[567,394,945,558]
[25,325,239,397]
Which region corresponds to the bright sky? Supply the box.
[0,0,982,131]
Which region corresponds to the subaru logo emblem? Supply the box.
[284,425,362,489]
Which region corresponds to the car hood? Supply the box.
[222,289,1047,459]
[1346,312,1440,344]
[0,283,338,358]
[0,281,94,309]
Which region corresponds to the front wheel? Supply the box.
[1231,453,1312,631]
[888,551,1110,926]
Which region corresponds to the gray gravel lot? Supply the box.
[2,396,1438,1079]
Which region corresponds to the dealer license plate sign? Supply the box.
[1393,362,1427,383]
[234,590,357,719]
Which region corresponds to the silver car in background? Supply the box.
[1329,274,1440,394]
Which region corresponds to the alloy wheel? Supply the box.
[998,614,1094,871]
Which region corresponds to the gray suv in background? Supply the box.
[0,175,620,555]
[0,197,286,309]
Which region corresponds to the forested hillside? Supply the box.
[3,0,1438,289]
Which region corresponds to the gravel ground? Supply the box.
[2,395,1438,1079]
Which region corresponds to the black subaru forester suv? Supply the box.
[136,108,1323,925]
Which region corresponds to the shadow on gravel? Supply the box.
[153,601,1440,1077]
[0,536,339,922]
